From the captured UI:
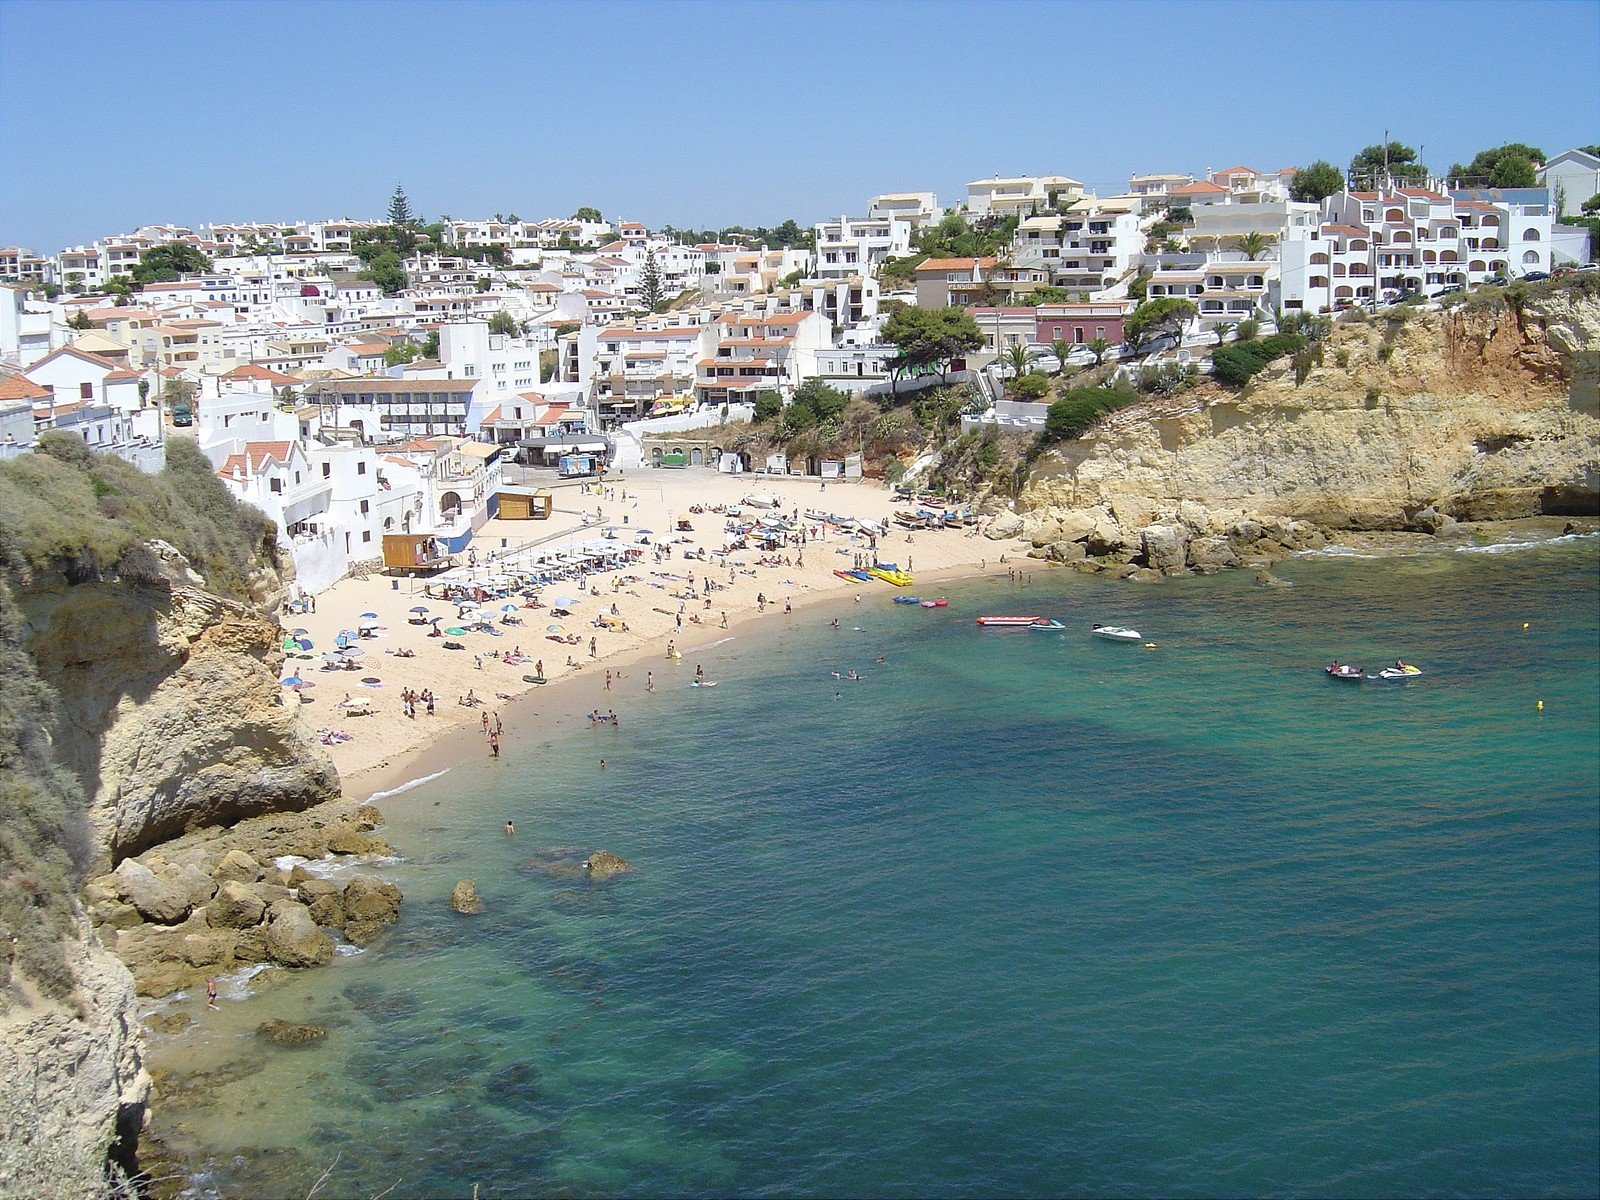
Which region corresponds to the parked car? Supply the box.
[1575,263,1598,273]
[1521,270,1549,282]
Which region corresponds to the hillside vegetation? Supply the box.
[0,436,277,1003]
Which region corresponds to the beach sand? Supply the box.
[279,469,1019,797]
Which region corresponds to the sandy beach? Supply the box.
[279,469,1014,797]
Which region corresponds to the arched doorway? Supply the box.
[690,447,703,466]
[651,446,663,466]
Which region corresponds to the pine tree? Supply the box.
[640,250,665,312]
[387,184,418,228]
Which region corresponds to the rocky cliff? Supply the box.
[1007,283,1600,572]
[18,543,340,866]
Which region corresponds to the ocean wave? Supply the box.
[367,767,452,803]
[334,943,365,958]
[273,852,403,881]
[1452,531,1600,555]
[700,636,736,650]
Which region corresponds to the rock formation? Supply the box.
[583,851,633,881]
[1008,289,1600,574]
[450,880,485,914]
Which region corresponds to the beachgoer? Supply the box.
[599,758,606,771]
[489,731,500,758]
[589,637,597,658]
[206,977,218,1010]
[535,659,544,678]
[481,712,490,735]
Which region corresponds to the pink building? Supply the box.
[1033,300,1131,346]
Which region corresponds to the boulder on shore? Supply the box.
[112,859,192,925]
[1140,523,1190,575]
[206,880,267,930]
[984,512,1023,540]
[342,877,403,924]
[450,880,484,915]
[263,903,334,968]
[212,849,262,885]
[327,830,392,857]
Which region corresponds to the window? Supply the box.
[357,461,367,475]
[322,463,331,477]
[360,500,369,514]
[269,478,282,493]
[362,531,371,543]
[80,382,93,399]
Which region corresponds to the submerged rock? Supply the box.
[256,1019,327,1048]
[582,851,632,881]
[450,880,484,915]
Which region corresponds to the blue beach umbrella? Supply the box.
[409,605,430,614]
[280,676,303,687]
[359,611,379,619]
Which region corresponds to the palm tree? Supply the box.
[1237,232,1274,261]
[1004,343,1033,378]
[1087,336,1111,366]
[1213,321,1236,345]
[1048,338,1074,376]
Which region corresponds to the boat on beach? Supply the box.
[1090,624,1143,642]
[869,565,914,587]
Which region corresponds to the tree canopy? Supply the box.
[387,184,420,228]
[1348,141,1428,187]
[1289,160,1344,203]
[639,250,665,312]
[487,311,520,336]
[1124,297,1197,348]
[882,306,984,389]
[131,243,212,285]
[573,206,602,223]
[1450,143,1545,188]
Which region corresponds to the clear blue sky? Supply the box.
[2,0,1596,252]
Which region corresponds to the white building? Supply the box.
[965,175,1085,219]
[868,192,940,228]
[812,216,909,279]
[1537,149,1600,219]
[1011,199,1144,295]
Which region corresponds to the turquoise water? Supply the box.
[157,540,1599,1198]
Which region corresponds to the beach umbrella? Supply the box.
[341,645,365,658]
[430,616,443,624]
[361,676,382,686]
[280,676,304,687]
[445,626,468,636]
[290,628,309,636]
[409,605,429,614]
[501,603,518,612]
[360,611,379,619]
[554,596,576,608]
[295,638,313,650]
[547,624,563,634]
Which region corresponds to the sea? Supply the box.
[150,533,1599,1199]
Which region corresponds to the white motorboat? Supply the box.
[1091,624,1144,642]
[1375,663,1423,680]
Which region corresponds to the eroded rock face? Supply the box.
[19,574,339,867]
[1020,296,1600,537]
[0,919,149,1197]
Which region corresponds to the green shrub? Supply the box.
[1236,318,1260,342]
[1040,386,1136,443]
[1210,332,1306,387]
[1008,371,1051,400]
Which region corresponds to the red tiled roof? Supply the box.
[1170,181,1227,197]
[0,374,52,402]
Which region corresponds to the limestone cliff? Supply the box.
[0,922,148,1199]
[18,545,340,866]
[1015,285,1600,563]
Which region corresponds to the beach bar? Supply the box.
[498,487,553,520]
[382,533,456,574]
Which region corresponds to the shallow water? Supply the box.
[151,540,1600,1198]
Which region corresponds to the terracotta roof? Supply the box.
[1323,224,1370,238]
[28,344,124,372]
[222,364,299,385]
[1211,165,1262,177]
[1170,181,1227,197]
[217,441,295,478]
[916,256,999,273]
[0,374,52,401]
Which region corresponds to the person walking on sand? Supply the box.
[589,637,597,658]
[489,730,500,758]
[535,659,544,679]
[481,712,490,736]
[494,712,502,734]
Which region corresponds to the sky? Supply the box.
[2,0,1597,252]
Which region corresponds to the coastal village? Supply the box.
[2,132,1598,1199]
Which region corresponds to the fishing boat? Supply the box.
[1090,624,1144,642]
[1375,663,1423,680]
[1324,663,1365,681]
[977,615,1047,627]
[1028,619,1067,630]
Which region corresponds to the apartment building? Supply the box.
[1011,199,1144,294]
[695,309,832,406]
[0,247,48,284]
[1127,173,1197,211]
[300,377,488,438]
[590,324,703,424]
[914,257,999,308]
[812,216,910,279]
[868,192,940,228]
[966,175,1086,219]
[1539,148,1600,218]
[1277,184,1554,311]
[1171,178,1319,252]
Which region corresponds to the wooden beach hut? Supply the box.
[382,534,454,574]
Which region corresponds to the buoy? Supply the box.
[1537,699,1545,712]
[1144,643,1157,649]
[1522,622,1530,630]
